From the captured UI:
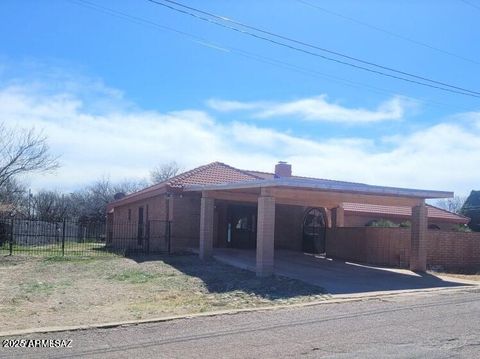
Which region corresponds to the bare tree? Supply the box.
[435,196,466,214]
[0,178,27,216]
[31,191,73,222]
[72,177,148,221]
[150,161,181,184]
[0,123,59,187]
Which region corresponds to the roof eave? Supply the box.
[184,178,453,199]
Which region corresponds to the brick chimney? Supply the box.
[274,161,292,178]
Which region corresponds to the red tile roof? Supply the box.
[168,162,263,187]
[111,162,262,206]
[110,162,461,224]
[342,203,469,224]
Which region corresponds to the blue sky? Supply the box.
[0,0,479,195]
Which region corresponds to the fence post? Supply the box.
[62,219,66,257]
[167,221,171,254]
[9,218,14,256]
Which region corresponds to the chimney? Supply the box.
[274,161,292,178]
[113,192,126,201]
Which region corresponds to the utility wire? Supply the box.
[146,0,480,98]
[69,0,477,113]
[460,0,480,11]
[295,0,480,66]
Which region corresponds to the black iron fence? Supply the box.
[0,218,171,257]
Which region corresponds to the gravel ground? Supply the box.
[0,254,327,332]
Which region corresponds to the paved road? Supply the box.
[1,289,479,358]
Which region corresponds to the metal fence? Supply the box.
[0,218,171,257]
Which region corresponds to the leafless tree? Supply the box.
[31,190,73,222]
[0,178,28,216]
[150,161,181,184]
[435,196,466,214]
[0,123,59,188]
[72,177,148,221]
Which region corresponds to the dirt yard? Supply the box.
[0,254,328,332]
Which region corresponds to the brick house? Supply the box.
[106,161,473,275]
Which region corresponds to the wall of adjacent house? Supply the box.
[326,227,480,270]
[345,213,461,230]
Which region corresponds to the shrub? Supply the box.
[366,219,398,228]
[454,224,472,232]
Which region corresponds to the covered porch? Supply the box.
[186,177,451,277]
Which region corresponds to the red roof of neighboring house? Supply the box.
[342,203,469,224]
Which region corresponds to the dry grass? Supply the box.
[0,254,328,332]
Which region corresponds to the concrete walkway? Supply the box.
[212,248,475,296]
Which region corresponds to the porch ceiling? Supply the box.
[184,178,453,208]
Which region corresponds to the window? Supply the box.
[128,209,131,221]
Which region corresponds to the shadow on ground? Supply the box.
[211,249,473,295]
[126,253,327,300]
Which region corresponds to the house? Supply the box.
[106,161,476,275]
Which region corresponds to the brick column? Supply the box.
[331,206,344,228]
[199,195,215,260]
[410,203,427,271]
[256,195,275,277]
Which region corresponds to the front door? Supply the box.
[227,205,257,249]
[302,208,326,254]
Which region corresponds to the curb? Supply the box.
[0,284,477,338]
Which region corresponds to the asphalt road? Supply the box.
[1,288,479,359]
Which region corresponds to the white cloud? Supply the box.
[0,81,478,197]
[207,95,416,124]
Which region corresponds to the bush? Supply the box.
[454,224,472,232]
[366,219,398,228]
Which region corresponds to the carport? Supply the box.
[185,177,451,277]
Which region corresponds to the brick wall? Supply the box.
[111,195,168,251]
[170,193,201,251]
[274,204,305,251]
[326,227,410,267]
[327,227,480,270]
[427,231,480,270]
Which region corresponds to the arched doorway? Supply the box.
[302,208,326,254]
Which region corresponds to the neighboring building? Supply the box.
[342,203,469,230]
[107,161,472,274]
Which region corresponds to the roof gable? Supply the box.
[110,162,263,206]
[168,162,262,187]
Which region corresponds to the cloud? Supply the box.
[0,79,478,197]
[207,95,416,124]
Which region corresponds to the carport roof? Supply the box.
[184,177,453,199]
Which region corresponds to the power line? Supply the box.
[146,0,480,98]
[69,0,477,113]
[460,0,480,11]
[295,0,480,66]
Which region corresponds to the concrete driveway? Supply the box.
[212,248,474,296]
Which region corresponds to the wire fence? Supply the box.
[0,218,171,257]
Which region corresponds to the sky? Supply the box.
[0,0,479,196]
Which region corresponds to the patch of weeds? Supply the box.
[20,281,56,295]
[109,269,158,284]
[18,279,72,297]
[42,256,97,264]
